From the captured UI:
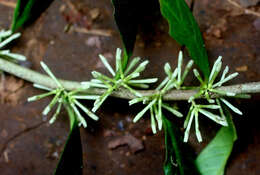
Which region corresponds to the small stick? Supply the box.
[0,0,16,8]
[227,0,260,18]
[73,27,112,37]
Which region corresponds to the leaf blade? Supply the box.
[159,0,210,78]
[111,0,139,71]
[12,0,54,32]
[163,115,199,175]
[195,106,237,175]
[54,105,83,175]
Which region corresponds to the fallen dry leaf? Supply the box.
[108,134,144,153]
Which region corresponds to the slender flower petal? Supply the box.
[42,91,61,115]
[99,54,115,76]
[49,100,63,124]
[199,109,227,126]
[193,69,204,84]
[164,62,172,77]
[220,66,229,82]
[181,60,194,84]
[162,103,183,117]
[124,57,140,76]
[0,33,21,49]
[220,98,242,115]
[184,110,195,142]
[128,78,158,84]
[195,111,202,142]
[213,72,239,88]
[40,61,63,88]
[150,108,157,134]
[209,56,222,83]
[74,99,99,121]
[133,99,157,123]
[177,51,183,83]
[33,83,53,91]
[71,103,87,128]
[27,90,56,102]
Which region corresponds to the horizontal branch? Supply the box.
[1,58,260,101]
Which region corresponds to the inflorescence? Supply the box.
[129,51,193,134]
[0,29,26,62]
[81,48,158,112]
[184,56,244,142]
[28,62,99,128]
[26,48,245,143]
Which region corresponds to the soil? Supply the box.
[0,0,260,175]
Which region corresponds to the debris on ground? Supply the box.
[3,150,9,163]
[60,0,112,36]
[103,130,116,137]
[0,0,16,8]
[0,75,24,105]
[1,129,8,138]
[108,134,144,153]
[234,0,260,8]
[61,0,92,29]
[236,65,248,72]
[95,52,113,69]
[117,120,124,131]
[45,139,61,160]
[85,36,101,49]
[145,127,154,136]
[205,18,227,39]
[89,8,100,21]
[253,18,260,31]
[72,27,112,37]
[227,0,260,17]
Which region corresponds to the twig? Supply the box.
[227,0,260,17]
[0,0,16,8]
[0,58,260,101]
[73,27,112,37]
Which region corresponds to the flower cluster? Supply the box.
[0,29,26,62]
[130,51,193,134]
[27,48,245,143]
[184,56,244,142]
[82,48,158,112]
[28,62,99,127]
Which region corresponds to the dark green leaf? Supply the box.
[159,0,210,78]
[111,0,139,72]
[163,115,198,175]
[12,0,54,32]
[54,105,83,175]
[195,106,237,175]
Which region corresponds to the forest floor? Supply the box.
[0,0,260,174]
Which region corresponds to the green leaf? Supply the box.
[54,105,83,175]
[195,106,237,175]
[163,115,198,175]
[111,0,139,72]
[158,0,210,78]
[12,0,54,32]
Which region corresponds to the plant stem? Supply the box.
[1,58,260,101]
